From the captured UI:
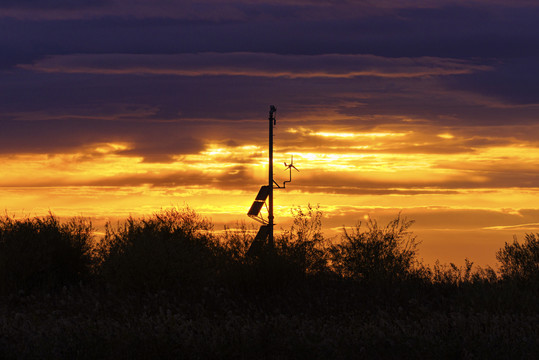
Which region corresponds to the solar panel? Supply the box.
[247,185,270,217]
[254,185,270,201]
[247,201,265,217]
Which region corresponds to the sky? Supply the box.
[2,0,539,267]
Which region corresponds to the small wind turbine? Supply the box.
[284,155,299,173]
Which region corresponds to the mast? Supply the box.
[246,105,298,256]
[268,105,276,248]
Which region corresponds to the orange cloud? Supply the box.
[21,53,492,79]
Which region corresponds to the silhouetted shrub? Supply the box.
[96,207,219,291]
[496,233,539,280]
[0,213,93,292]
[330,214,419,282]
[275,205,329,277]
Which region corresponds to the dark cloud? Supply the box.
[445,56,539,105]
[0,0,110,10]
[1,62,537,161]
[0,163,262,190]
[2,1,538,21]
[1,3,538,70]
[0,117,206,162]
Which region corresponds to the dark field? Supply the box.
[0,208,537,359]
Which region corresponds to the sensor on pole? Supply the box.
[246,106,299,256]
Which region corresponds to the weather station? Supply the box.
[246,106,299,256]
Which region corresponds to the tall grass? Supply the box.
[1,207,538,359]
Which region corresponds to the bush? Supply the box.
[96,207,219,291]
[0,213,93,292]
[496,233,539,280]
[330,214,419,283]
[275,204,329,277]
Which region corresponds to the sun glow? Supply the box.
[312,131,408,138]
[3,128,539,267]
[287,127,409,139]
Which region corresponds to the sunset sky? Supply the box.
[2,0,539,266]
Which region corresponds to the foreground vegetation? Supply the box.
[0,207,538,359]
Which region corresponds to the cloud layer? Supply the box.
[23,53,491,79]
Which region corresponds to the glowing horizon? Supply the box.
[3,119,539,267]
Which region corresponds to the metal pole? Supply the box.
[268,106,275,248]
